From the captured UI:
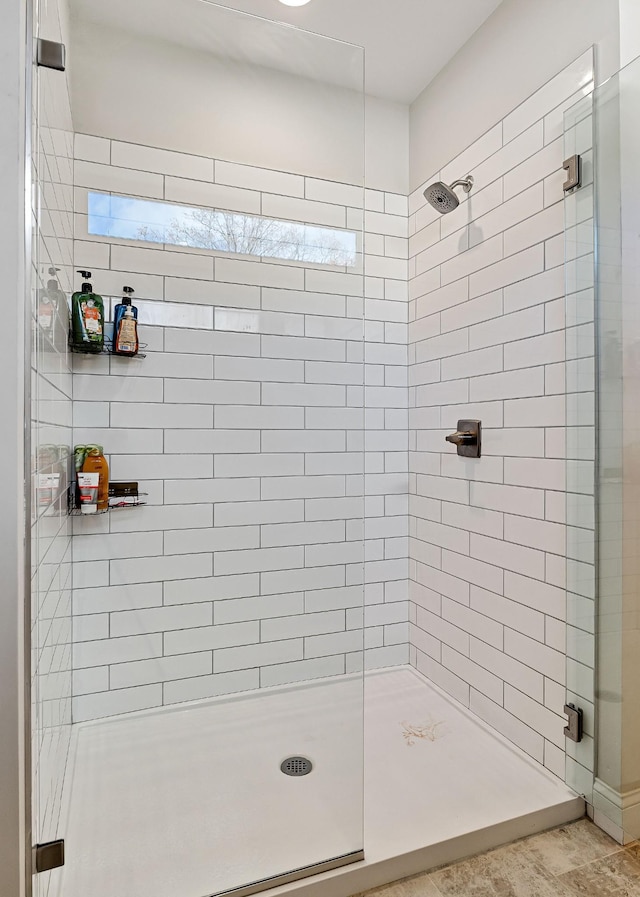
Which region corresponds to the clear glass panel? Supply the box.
[565,52,640,838]
[31,0,74,894]
[32,1,365,895]
[563,90,596,802]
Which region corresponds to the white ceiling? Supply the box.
[209,0,505,103]
[70,0,504,104]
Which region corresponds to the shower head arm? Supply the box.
[449,176,474,194]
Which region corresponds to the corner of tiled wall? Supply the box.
[406,49,595,786]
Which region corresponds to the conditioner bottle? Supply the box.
[112,286,137,344]
[113,286,139,356]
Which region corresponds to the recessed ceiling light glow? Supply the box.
[278,0,312,6]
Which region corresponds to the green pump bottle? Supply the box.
[70,270,105,354]
[38,267,66,341]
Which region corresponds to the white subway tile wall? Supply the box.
[71,136,409,721]
[407,50,594,784]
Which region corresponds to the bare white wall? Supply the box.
[409,0,620,190]
[591,50,640,842]
[68,20,409,195]
[620,0,640,67]
[365,96,409,194]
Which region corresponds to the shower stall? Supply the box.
[27,1,640,896]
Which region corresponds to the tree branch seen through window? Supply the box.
[89,193,357,268]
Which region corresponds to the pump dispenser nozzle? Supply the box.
[77,270,92,292]
[47,267,61,291]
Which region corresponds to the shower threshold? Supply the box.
[57,667,582,897]
[209,852,365,897]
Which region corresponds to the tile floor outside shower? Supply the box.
[357,819,640,897]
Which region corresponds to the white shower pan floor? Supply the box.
[57,667,583,897]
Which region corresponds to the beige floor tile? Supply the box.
[356,822,640,897]
[430,843,574,897]
[522,820,621,875]
[556,850,640,896]
[354,874,441,897]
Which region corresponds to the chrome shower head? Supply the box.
[424,176,474,214]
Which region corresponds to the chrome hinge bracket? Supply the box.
[37,39,66,71]
[562,154,582,193]
[564,703,583,743]
[34,839,65,873]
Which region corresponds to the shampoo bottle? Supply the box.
[70,270,105,354]
[82,445,109,512]
[113,286,139,356]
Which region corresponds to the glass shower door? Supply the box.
[30,0,74,893]
[31,3,366,896]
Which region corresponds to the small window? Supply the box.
[88,192,358,268]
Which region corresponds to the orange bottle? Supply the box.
[82,446,109,512]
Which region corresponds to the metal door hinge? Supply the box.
[37,39,66,71]
[34,840,65,873]
[564,703,583,743]
[562,154,582,193]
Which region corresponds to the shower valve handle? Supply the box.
[445,420,482,458]
[445,431,476,447]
